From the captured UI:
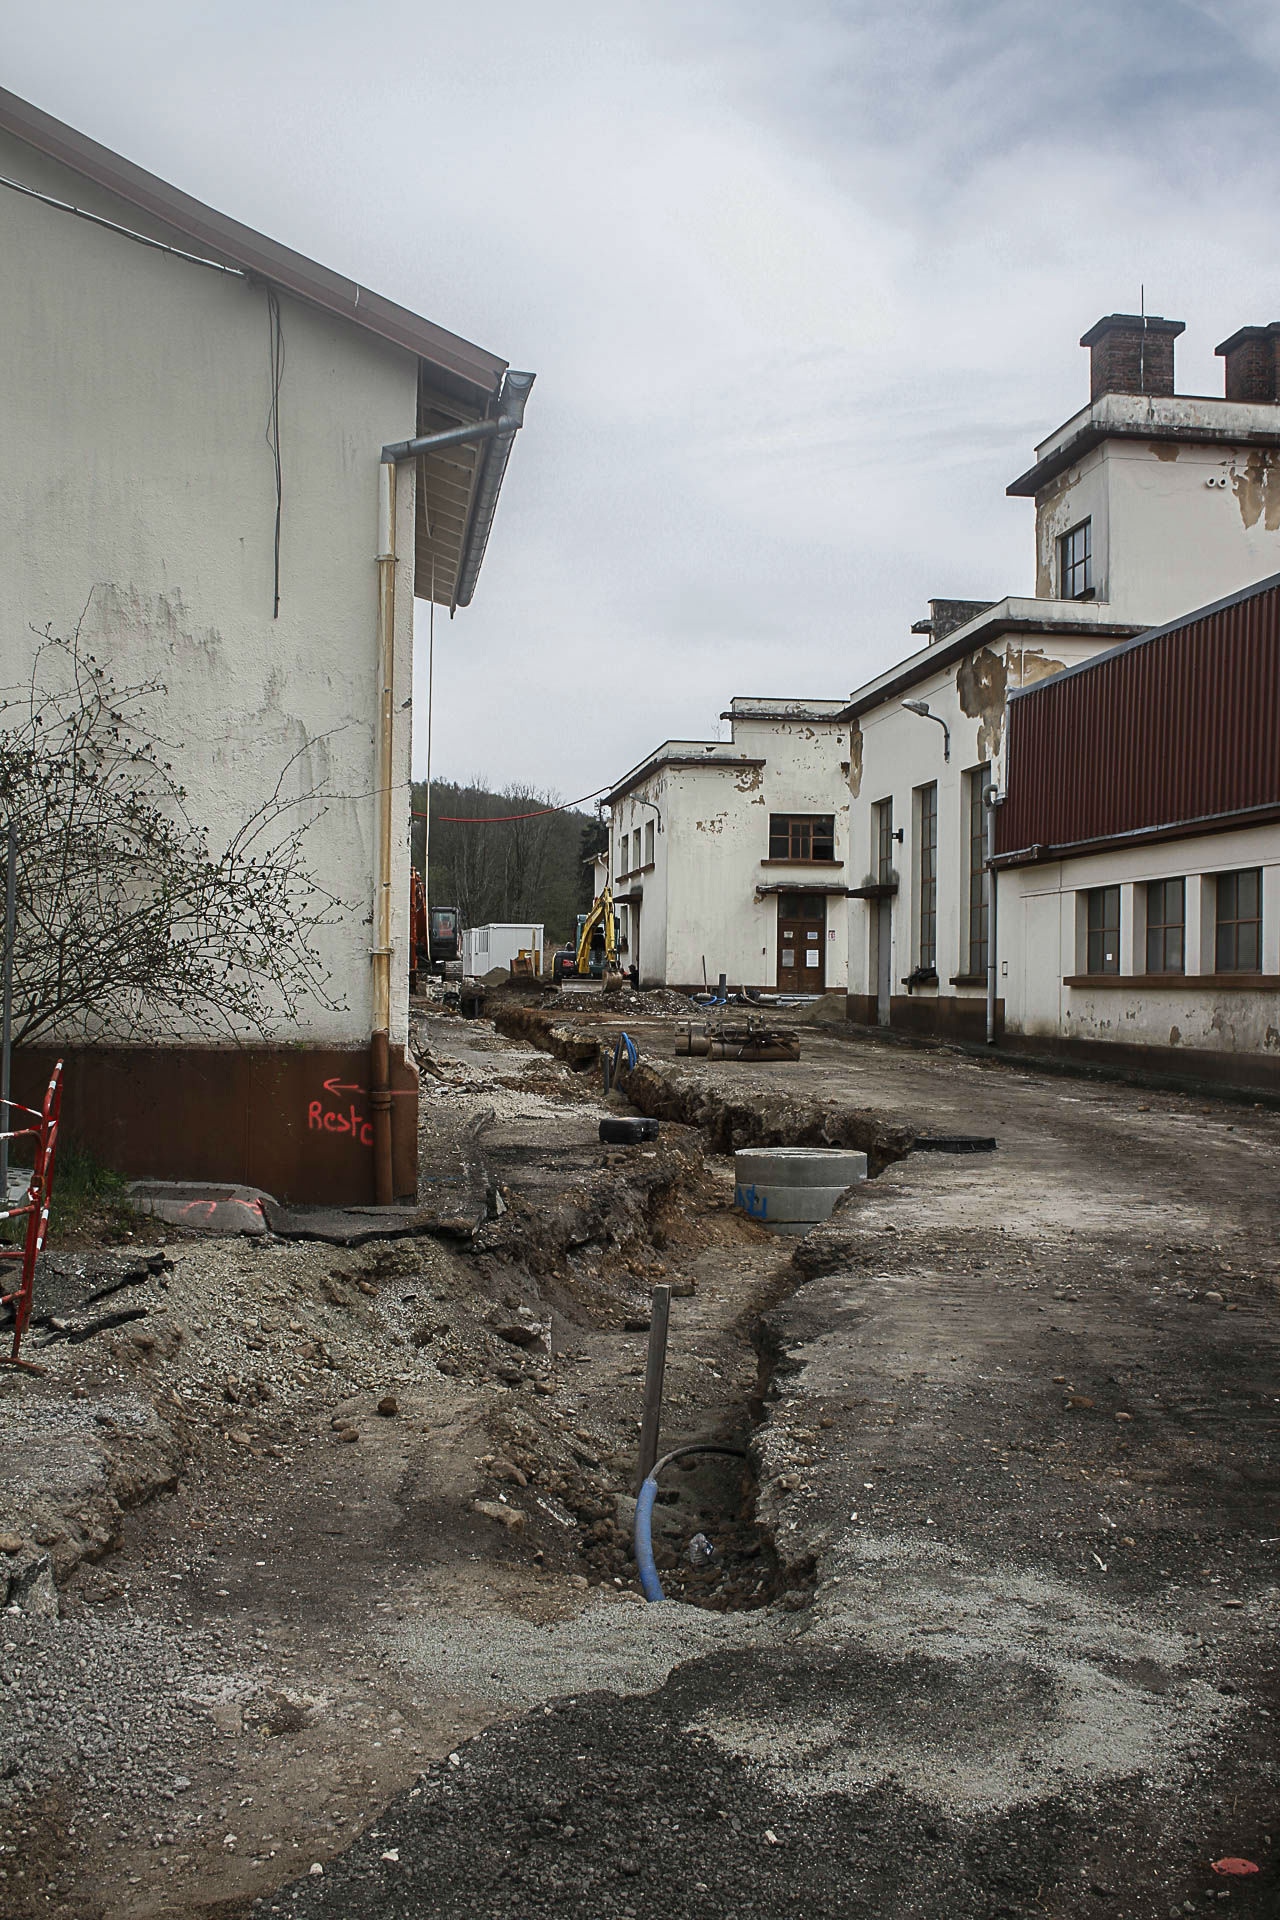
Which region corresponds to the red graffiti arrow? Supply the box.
[321,1077,416,1099]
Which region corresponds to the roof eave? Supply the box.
[1008,418,1280,498]
[839,611,1143,721]
[0,84,507,408]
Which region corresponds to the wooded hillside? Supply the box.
[411,780,606,943]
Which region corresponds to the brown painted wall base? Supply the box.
[12,1042,419,1205]
[844,993,1001,1040]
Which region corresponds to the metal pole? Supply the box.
[636,1283,671,1490]
[0,821,15,1200]
[984,786,999,1046]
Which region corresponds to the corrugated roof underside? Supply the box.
[997,582,1280,856]
[414,372,485,608]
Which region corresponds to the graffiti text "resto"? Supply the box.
[308,1101,373,1147]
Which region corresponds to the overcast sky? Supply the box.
[8,2,1280,803]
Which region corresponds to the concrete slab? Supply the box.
[258,1198,441,1246]
[127,1180,270,1236]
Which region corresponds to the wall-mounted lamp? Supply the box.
[901,699,950,761]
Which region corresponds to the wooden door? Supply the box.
[777,893,825,991]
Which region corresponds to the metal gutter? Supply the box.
[993,801,1280,870]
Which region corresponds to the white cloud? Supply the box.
[5,0,1279,794]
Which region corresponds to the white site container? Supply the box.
[462,922,545,979]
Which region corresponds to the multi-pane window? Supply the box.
[874,798,894,884]
[1216,869,1262,972]
[632,829,643,872]
[1059,519,1092,600]
[768,814,836,861]
[1085,886,1121,974]
[1145,878,1185,974]
[966,765,990,976]
[916,783,937,971]
[644,820,655,865]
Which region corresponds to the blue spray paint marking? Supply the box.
[734,1182,768,1219]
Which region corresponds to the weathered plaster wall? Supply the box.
[0,128,420,1058]
[1000,825,1280,1064]
[1035,437,1280,621]
[611,715,851,990]
[846,629,1107,1016]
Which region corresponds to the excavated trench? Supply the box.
[472,1001,914,1612]
[490,1000,916,1172]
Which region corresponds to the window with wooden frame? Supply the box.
[1059,519,1092,600]
[966,764,990,976]
[1145,877,1184,974]
[768,814,836,862]
[1085,885,1121,974]
[1215,868,1262,972]
[916,783,937,972]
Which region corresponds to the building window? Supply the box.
[632,829,642,872]
[1215,868,1262,972]
[644,820,655,866]
[768,814,836,861]
[1085,886,1120,974]
[916,783,937,971]
[1145,877,1185,974]
[1059,519,1092,600]
[966,765,990,976]
[874,798,893,885]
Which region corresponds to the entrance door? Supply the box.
[873,900,891,1025]
[777,893,825,991]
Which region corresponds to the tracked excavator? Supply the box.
[573,885,623,989]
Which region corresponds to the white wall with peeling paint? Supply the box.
[0,127,419,1049]
[845,621,1115,1023]
[1034,422,1280,623]
[607,706,851,992]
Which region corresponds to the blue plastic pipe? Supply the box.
[632,1443,748,1603]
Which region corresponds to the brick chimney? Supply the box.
[1215,324,1280,403]
[1080,314,1184,400]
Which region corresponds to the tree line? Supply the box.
[411,779,606,943]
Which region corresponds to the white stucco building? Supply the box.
[604,700,851,993]
[844,311,1280,1044]
[0,87,529,1200]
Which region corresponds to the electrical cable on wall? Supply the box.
[264,288,285,618]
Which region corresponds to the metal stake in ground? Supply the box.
[636,1282,671,1490]
[0,821,15,1203]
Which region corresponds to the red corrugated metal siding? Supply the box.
[997,581,1280,858]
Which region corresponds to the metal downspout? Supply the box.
[984,784,1003,1045]
[371,458,397,1203]
[368,370,534,1205]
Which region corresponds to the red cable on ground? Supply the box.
[413,783,610,825]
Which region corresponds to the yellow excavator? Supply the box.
[574,885,622,987]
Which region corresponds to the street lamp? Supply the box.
[900,699,950,761]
